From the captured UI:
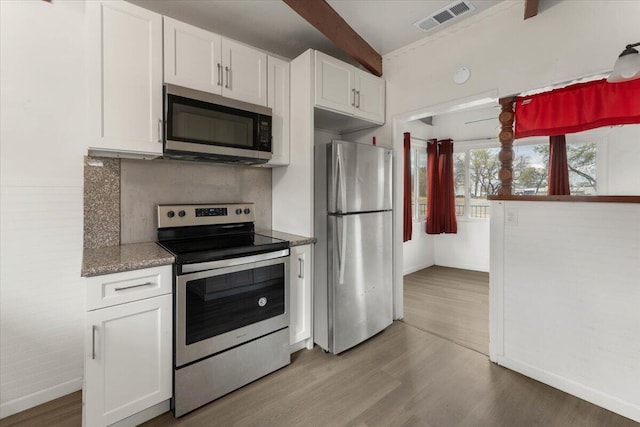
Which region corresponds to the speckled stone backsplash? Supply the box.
[84,156,120,248]
[120,159,272,244]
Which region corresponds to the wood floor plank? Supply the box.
[3,324,638,426]
[403,266,490,355]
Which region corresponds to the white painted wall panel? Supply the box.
[435,220,489,272]
[493,201,640,422]
[0,1,86,418]
[0,188,84,416]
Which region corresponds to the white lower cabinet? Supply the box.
[289,244,313,350]
[84,266,172,427]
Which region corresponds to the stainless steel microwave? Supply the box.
[163,84,272,164]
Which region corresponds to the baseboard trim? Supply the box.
[433,261,489,273]
[0,377,82,419]
[109,400,170,427]
[403,263,434,275]
[497,356,640,423]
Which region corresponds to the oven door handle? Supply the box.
[181,249,290,274]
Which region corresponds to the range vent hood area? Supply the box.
[314,108,382,135]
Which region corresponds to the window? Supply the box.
[409,144,427,220]
[512,141,597,195]
[453,147,499,219]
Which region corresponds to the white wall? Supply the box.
[604,125,640,195]
[0,1,87,417]
[434,221,489,272]
[491,201,640,422]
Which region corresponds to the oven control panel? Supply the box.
[158,203,254,228]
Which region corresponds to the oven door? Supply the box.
[175,252,289,367]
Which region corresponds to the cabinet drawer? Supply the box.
[86,265,172,311]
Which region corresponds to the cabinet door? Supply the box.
[290,245,312,346]
[265,56,290,166]
[354,69,385,124]
[84,294,172,427]
[221,38,267,106]
[87,1,163,155]
[314,51,354,115]
[164,17,223,95]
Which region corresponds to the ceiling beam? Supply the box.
[283,0,382,76]
[524,0,540,20]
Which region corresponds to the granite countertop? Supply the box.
[82,242,174,277]
[256,230,316,247]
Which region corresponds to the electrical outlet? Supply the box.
[505,208,518,226]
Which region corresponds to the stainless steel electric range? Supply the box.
[157,203,291,417]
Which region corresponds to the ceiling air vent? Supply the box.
[414,0,476,33]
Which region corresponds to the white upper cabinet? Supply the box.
[314,51,354,115]
[353,68,386,123]
[314,50,385,124]
[87,1,163,156]
[164,18,267,106]
[265,56,290,167]
[222,38,268,106]
[164,17,222,94]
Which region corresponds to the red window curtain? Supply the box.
[425,139,440,234]
[403,132,412,242]
[514,78,640,138]
[548,135,570,195]
[438,139,458,234]
[426,139,457,235]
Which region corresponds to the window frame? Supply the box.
[453,140,499,221]
[409,139,427,222]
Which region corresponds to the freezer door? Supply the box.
[328,211,392,354]
[327,140,392,214]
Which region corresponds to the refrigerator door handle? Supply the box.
[337,215,347,285]
[336,144,347,213]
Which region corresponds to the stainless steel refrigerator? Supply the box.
[314,139,393,354]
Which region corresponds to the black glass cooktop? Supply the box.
[158,232,289,265]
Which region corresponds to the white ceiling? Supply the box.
[129,0,503,66]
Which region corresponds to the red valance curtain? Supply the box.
[426,139,457,235]
[403,132,412,242]
[514,78,640,138]
[548,135,570,195]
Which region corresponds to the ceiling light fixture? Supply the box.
[607,42,640,83]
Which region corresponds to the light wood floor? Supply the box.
[404,266,489,355]
[2,322,638,427]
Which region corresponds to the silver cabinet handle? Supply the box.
[157,118,162,143]
[356,90,361,108]
[298,257,304,279]
[351,88,356,106]
[114,282,153,291]
[91,325,97,360]
[217,63,222,86]
[225,66,230,89]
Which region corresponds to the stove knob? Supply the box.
[167,210,175,218]
[178,210,186,218]
[244,208,251,215]
[235,208,242,215]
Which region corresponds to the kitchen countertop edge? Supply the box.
[82,242,175,278]
[257,230,316,247]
